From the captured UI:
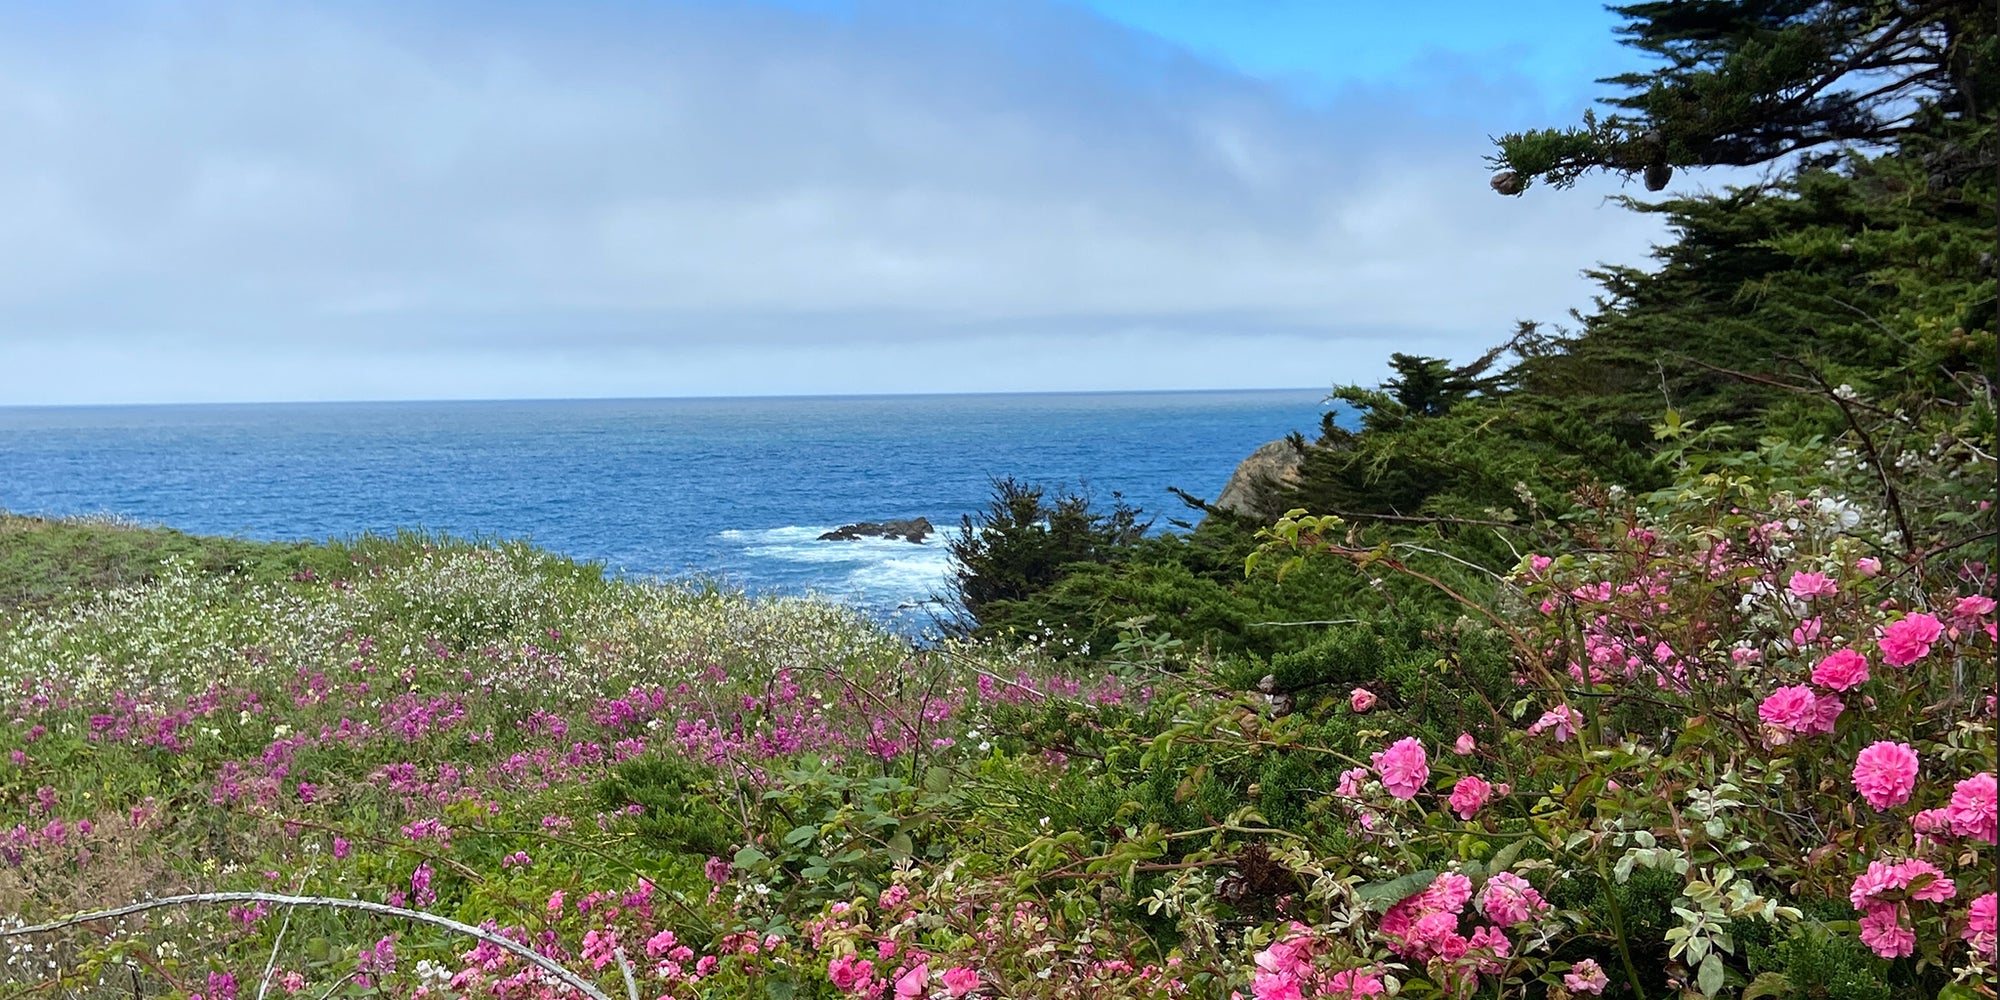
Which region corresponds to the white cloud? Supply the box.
[0,0,1685,403]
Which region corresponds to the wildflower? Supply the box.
[1788,571,1838,599]
[1810,649,1870,691]
[1448,775,1491,820]
[1371,738,1429,800]
[1879,613,1944,666]
[332,837,350,860]
[1349,688,1378,713]
[1852,742,1919,811]
[1563,959,1609,995]
[1947,772,1997,844]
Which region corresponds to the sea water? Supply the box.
[0,390,1329,624]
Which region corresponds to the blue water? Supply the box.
[0,391,1328,622]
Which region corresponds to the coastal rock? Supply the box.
[819,517,934,544]
[1214,439,1303,519]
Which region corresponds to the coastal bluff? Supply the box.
[1213,439,1302,519]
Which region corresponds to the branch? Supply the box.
[1,893,615,1000]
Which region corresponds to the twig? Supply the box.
[612,946,640,1000]
[255,904,295,1000]
[1245,619,1363,628]
[2,893,614,1000]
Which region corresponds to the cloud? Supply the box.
[0,0,1682,403]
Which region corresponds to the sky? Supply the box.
[0,0,1732,405]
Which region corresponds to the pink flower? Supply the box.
[1563,959,1609,995]
[646,930,678,959]
[1349,688,1378,713]
[1788,571,1838,599]
[1810,649,1871,691]
[1325,969,1385,998]
[1448,775,1491,820]
[1527,705,1582,742]
[1851,857,1955,909]
[546,890,565,915]
[1477,872,1549,927]
[1912,808,1953,837]
[1807,692,1844,735]
[1858,905,1915,959]
[1792,617,1824,647]
[1336,767,1370,798]
[1370,738,1429,800]
[1466,925,1510,973]
[828,954,875,993]
[1964,893,1996,955]
[894,963,929,998]
[1879,613,1944,666]
[1947,772,1997,844]
[1452,732,1476,755]
[1952,595,1996,621]
[1758,685,1820,739]
[1855,556,1882,577]
[941,966,979,997]
[1852,742,1919,811]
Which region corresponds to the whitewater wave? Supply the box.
[717,524,958,612]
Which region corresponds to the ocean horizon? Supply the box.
[0,388,1334,629]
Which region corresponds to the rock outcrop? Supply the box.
[819,518,935,543]
[1213,439,1303,519]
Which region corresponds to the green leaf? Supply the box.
[733,845,769,869]
[1697,954,1723,997]
[887,832,914,857]
[1486,838,1529,874]
[783,825,817,847]
[1355,870,1438,911]
[1740,972,1787,1000]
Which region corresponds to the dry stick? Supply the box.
[2,893,614,1000]
[254,904,296,1000]
[611,946,640,1000]
[1792,362,1919,563]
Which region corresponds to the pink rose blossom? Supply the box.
[1858,905,1915,959]
[1477,872,1549,927]
[1453,732,1476,755]
[1912,808,1953,837]
[1879,613,1944,666]
[1370,738,1429,800]
[1325,969,1385,998]
[1947,772,1997,844]
[1758,685,1820,739]
[1527,705,1582,742]
[1788,571,1838,599]
[1336,766,1370,798]
[1349,688,1378,713]
[1852,742,1919,811]
[1952,595,1996,621]
[1448,775,1491,820]
[894,964,929,998]
[941,967,979,997]
[1964,893,1996,956]
[1810,649,1871,691]
[1855,556,1882,577]
[1563,959,1609,995]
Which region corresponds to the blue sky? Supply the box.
[0,1,1709,405]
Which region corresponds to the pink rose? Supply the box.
[1370,738,1429,800]
[1947,772,1997,844]
[1810,649,1870,691]
[1788,571,1838,599]
[1453,732,1476,755]
[894,963,928,998]
[941,967,979,998]
[1349,688,1378,714]
[1477,872,1548,927]
[1964,893,1996,955]
[1852,742,1920,811]
[1879,613,1944,666]
[1953,595,1996,621]
[1855,556,1882,577]
[1858,905,1915,958]
[1448,775,1491,820]
[1758,685,1820,739]
[1563,959,1609,995]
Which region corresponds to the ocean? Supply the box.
[0,390,1329,626]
